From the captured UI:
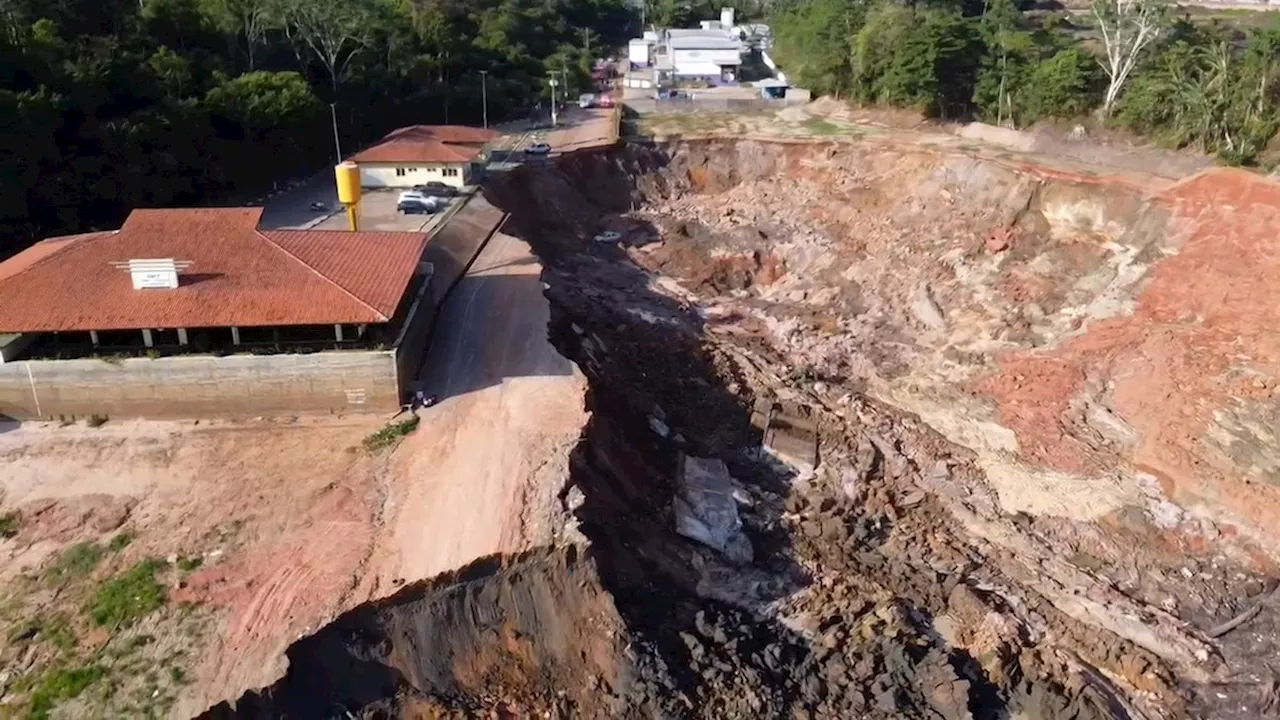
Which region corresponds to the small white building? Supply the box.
[629,38,652,68]
[348,125,499,189]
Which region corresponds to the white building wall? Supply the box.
[358,162,469,189]
[628,40,651,67]
[672,49,742,76]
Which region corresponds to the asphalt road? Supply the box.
[256,171,341,230]
[417,229,571,399]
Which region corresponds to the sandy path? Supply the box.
[363,229,586,593]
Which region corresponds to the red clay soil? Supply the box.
[983,168,1280,557]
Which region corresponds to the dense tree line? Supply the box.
[770,0,1280,165]
[0,0,631,258]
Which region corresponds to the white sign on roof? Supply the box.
[110,258,193,290]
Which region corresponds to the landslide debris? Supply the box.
[212,138,1280,719]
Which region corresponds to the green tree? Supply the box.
[276,0,377,93]
[0,88,65,254]
[204,69,318,130]
[771,0,862,98]
[1117,21,1280,164]
[202,0,274,69]
[974,0,1031,126]
[0,0,640,258]
[1020,47,1102,121]
[1092,0,1169,117]
[147,45,192,96]
[141,0,215,52]
[855,6,982,118]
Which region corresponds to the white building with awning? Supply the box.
[665,30,743,83]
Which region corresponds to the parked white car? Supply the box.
[398,191,442,207]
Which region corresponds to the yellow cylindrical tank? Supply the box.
[335,162,362,206]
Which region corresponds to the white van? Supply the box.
[578,93,595,109]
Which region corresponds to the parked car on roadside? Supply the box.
[398,190,434,204]
[411,181,456,197]
[397,198,438,215]
[397,191,443,214]
[524,143,552,156]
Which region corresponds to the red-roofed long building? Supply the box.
[0,208,437,419]
[349,125,500,189]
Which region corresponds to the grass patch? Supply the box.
[28,663,106,719]
[108,633,154,658]
[41,613,77,653]
[0,510,18,539]
[802,117,845,135]
[362,415,420,452]
[168,666,186,685]
[88,560,166,629]
[107,532,134,552]
[175,556,202,573]
[46,542,107,585]
[7,613,75,652]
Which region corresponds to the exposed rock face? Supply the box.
[202,549,665,718]
[209,139,1280,719]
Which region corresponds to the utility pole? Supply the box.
[479,70,489,129]
[329,103,342,164]
[549,77,559,127]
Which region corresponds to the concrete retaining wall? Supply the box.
[393,281,439,396]
[0,351,399,420]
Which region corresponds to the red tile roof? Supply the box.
[349,125,499,165]
[384,125,500,144]
[0,208,429,332]
[0,231,108,283]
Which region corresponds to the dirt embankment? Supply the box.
[212,139,1280,719]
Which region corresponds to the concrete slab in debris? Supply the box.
[751,398,819,470]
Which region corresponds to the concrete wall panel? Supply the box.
[0,351,399,420]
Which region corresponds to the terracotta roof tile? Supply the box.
[0,208,429,332]
[0,232,107,282]
[349,124,499,165]
[348,138,478,164]
[384,124,500,144]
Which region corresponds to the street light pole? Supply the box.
[479,70,489,129]
[548,77,559,127]
[329,102,342,164]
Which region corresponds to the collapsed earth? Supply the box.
[6,121,1280,719]
[230,132,1280,717]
